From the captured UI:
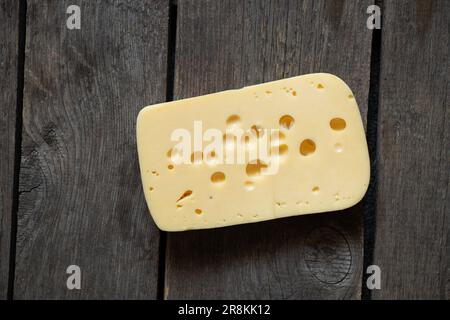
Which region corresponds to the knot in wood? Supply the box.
[304,226,351,284]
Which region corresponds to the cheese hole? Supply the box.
[250,125,264,138]
[149,187,154,192]
[300,139,316,156]
[191,151,203,164]
[265,90,272,95]
[208,151,217,159]
[348,94,354,99]
[245,159,268,177]
[167,148,181,162]
[312,186,320,193]
[270,131,286,145]
[205,151,218,165]
[317,83,324,89]
[330,118,346,131]
[226,115,241,127]
[195,209,202,215]
[279,144,288,155]
[168,164,174,170]
[279,115,295,130]
[244,181,255,191]
[335,143,343,153]
[292,90,297,96]
[271,144,288,156]
[177,190,193,202]
[242,134,251,145]
[211,171,226,184]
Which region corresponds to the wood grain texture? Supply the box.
[373,0,449,299]
[0,0,19,299]
[15,0,168,299]
[165,0,372,299]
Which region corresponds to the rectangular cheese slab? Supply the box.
[137,73,370,231]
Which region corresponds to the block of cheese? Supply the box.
[137,73,370,231]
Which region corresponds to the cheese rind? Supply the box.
[137,73,370,231]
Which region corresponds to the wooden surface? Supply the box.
[165,0,372,299]
[0,0,20,299]
[0,0,447,300]
[14,0,168,299]
[373,0,449,299]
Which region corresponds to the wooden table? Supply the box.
[0,0,448,299]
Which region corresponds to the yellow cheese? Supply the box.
[137,73,370,231]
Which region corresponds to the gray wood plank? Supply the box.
[373,0,449,299]
[0,0,20,299]
[15,0,169,299]
[165,0,372,299]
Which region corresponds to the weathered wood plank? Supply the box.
[0,0,20,299]
[15,0,169,299]
[165,0,372,299]
[373,0,449,299]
